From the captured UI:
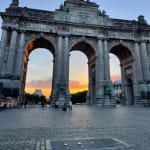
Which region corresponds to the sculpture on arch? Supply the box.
[10,0,19,7]
[65,0,90,3]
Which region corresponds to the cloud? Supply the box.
[111,75,121,83]
[26,79,52,89]
[69,80,88,93]
[69,80,87,89]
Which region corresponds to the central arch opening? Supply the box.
[69,41,96,104]
[69,51,88,104]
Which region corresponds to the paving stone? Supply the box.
[50,138,131,150]
[0,105,150,149]
[46,140,52,150]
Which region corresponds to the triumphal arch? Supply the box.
[0,0,150,106]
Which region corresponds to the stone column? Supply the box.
[120,64,126,104]
[95,38,105,104]
[6,30,18,75]
[0,29,8,72]
[63,36,70,98]
[15,32,25,76]
[96,38,104,82]
[51,58,56,95]
[140,41,150,81]
[56,35,63,79]
[134,42,143,81]
[51,35,64,104]
[51,49,62,104]
[133,42,145,102]
[103,39,116,107]
[103,39,110,81]
[87,63,92,104]
[147,41,150,61]
[64,36,69,84]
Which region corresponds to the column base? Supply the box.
[103,95,116,107]
[50,93,71,107]
[58,96,65,107]
[86,96,95,105]
[95,95,116,107]
[50,95,57,105]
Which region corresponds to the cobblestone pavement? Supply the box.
[0,105,150,150]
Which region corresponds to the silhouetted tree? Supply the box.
[24,93,47,104]
[71,90,88,104]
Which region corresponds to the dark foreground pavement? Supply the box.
[0,105,150,150]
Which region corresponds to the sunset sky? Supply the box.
[0,0,150,98]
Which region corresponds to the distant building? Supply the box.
[33,89,43,97]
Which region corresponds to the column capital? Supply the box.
[57,33,71,38]
[1,26,8,30]
[134,39,148,43]
[139,39,147,43]
[103,39,109,45]
[97,36,103,40]
[11,30,18,34]
[64,33,70,37]
[19,29,26,33]
[10,27,18,31]
[134,41,140,46]
[39,32,45,38]
[57,33,64,37]
[103,37,109,41]
[134,39,140,43]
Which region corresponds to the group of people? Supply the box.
[0,100,7,111]
[55,101,73,112]
[20,101,33,108]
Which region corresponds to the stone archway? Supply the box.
[20,37,56,102]
[20,37,55,101]
[110,44,134,105]
[0,0,150,106]
[69,41,96,104]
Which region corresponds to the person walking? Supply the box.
[68,101,72,112]
[62,102,67,112]
[55,101,59,109]
[0,100,4,111]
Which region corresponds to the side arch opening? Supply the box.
[21,38,55,104]
[110,44,134,105]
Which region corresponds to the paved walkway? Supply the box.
[0,105,150,150]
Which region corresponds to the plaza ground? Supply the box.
[0,105,150,149]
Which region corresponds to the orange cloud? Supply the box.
[26,79,52,88]
[25,79,88,97]
[69,80,88,93]
[111,75,121,83]
[25,79,52,98]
